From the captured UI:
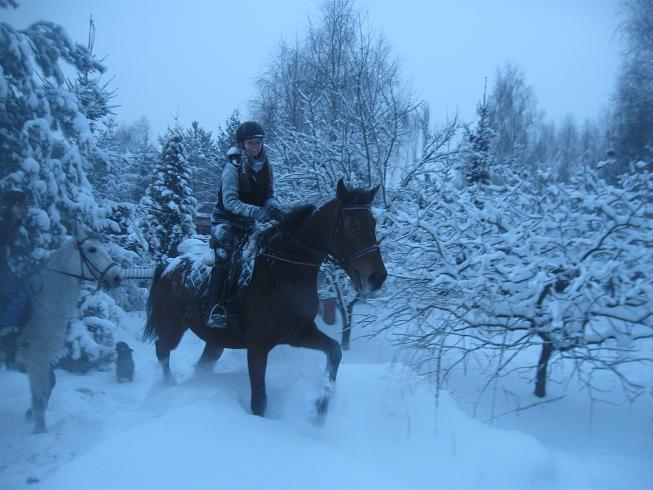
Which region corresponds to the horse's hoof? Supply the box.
[25,407,33,420]
[163,375,177,386]
[194,364,213,377]
[250,396,267,417]
[33,424,46,434]
[315,396,329,415]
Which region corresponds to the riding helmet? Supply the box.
[236,121,265,143]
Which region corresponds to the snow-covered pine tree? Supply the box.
[215,110,241,157]
[463,81,493,186]
[116,118,158,203]
[89,117,158,203]
[184,121,219,204]
[0,18,138,371]
[67,16,115,133]
[0,20,110,261]
[141,129,196,260]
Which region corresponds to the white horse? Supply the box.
[9,230,122,433]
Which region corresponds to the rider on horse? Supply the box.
[0,190,29,360]
[207,121,284,327]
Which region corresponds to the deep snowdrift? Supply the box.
[0,313,651,489]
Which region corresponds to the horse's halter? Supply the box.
[327,204,381,271]
[43,237,119,290]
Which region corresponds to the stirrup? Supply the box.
[207,304,228,329]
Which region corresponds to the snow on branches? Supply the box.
[382,167,653,401]
[141,129,197,260]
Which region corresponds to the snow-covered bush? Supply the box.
[382,166,653,401]
[58,287,126,373]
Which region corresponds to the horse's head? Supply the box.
[331,179,387,293]
[75,229,122,288]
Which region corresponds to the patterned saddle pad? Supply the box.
[165,236,261,307]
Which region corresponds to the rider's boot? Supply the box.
[207,262,228,328]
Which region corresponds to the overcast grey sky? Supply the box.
[3,0,621,135]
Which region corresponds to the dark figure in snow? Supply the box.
[207,121,284,327]
[0,190,29,359]
[115,341,135,382]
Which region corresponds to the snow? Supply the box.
[21,157,40,174]
[1,313,651,490]
[164,238,213,277]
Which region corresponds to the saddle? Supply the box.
[224,235,256,307]
[216,235,258,331]
[178,235,258,331]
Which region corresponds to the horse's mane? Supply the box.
[275,204,316,232]
[254,204,315,243]
[252,203,317,255]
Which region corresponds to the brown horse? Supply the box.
[144,179,387,416]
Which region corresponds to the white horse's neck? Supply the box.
[47,238,79,269]
[38,238,83,296]
[21,238,84,369]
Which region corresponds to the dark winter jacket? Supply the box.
[211,147,278,232]
[0,215,21,272]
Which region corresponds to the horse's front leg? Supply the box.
[26,364,56,433]
[290,322,342,415]
[247,342,270,416]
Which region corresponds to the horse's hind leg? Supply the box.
[26,364,56,433]
[290,322,342,415]
[195,342,224,376]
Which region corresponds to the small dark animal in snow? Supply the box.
[115,341,134,382]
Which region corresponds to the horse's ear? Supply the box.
[336,178,347,201]
[366,184,380,203]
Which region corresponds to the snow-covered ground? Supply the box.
[1,312,651,490]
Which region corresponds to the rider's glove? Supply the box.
[254,207,273,223]
[265,204,285,221]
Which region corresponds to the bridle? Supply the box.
[335,205,381,263]
[262,203,380,270]
[42,237,119,290]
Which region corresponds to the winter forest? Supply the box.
[1,0,652,488]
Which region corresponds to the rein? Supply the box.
[42,238,118,290]
[264,204,379,269]
[27,238,119,321]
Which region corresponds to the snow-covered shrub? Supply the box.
[382,166,653,401]
[58,287,126,373]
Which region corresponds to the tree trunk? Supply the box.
[338,300,350,350]
[534,339,554,398]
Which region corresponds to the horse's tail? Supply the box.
[143,264,171,342]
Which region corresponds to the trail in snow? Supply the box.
[0,312,651,489]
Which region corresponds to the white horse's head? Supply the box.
[74,228,122,288]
